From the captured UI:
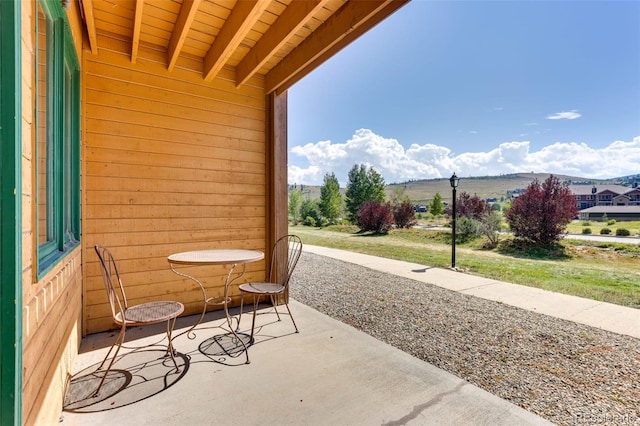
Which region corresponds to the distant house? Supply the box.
[570,184,640,212]
[579,206,640,222]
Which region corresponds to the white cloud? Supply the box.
[288,129,640,185]
[547,110,581,120]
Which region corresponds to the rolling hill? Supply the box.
[291,173,623,204]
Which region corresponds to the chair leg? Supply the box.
[92,325,126,397]
[269,295,282,321]
[249,293,299,339]
[249,294,261,342]
[283,302,299,333]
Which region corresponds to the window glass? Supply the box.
[36,2,53,248]
[36,0,80,274]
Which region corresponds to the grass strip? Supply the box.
[290,225,640,309]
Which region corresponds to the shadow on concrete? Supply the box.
[63,348,189,413]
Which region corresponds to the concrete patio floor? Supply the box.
[60,245,640,425]
[60,300,551,426]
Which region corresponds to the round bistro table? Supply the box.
[167,249,264,363]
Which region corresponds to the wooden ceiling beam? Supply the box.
[167,0,202,71]
[235,0,330,87]
[131,0,144,63]
[80,0,98,54]
[203,0,269,82]
[274,0,409,95]
[265,0,408,94]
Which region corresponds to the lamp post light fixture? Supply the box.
[449,172,460,269]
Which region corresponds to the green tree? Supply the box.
[429,193,444,217]
[345,164,386,222]
[300,198,321,227]
[319,172,342,224]
[389,185,410,206]
[478,211,503,248]
[288,188,303,225]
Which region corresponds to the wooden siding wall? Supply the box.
[82,34,269,334]
[21,2,85,425]
[22,248,82,426]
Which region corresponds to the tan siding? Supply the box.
[82,34,268,335]
[21,3,86,424]
[22,249,82,426]
[85,121,265,158]
[85,155,265,181]
[84,265,265,332]
[83,216,264,233]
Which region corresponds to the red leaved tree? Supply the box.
[505,175,578,245]
[393,200,418,229]
[357,200,394,234]
[445,192,492,220]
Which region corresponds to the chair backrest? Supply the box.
[267,234,302,288]
[94,245,128,322]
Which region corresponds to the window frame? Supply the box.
[35,0,80,276]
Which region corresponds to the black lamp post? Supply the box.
[449,172,460,269]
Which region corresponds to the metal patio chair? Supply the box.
[239,235,302,341]
[92,245,184,396]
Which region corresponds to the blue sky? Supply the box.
[287,0,640,186]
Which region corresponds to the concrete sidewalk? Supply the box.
[303,245,640,339]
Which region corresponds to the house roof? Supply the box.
[81,0,409,95]
[580,206,640,214]
[569,184,636,196]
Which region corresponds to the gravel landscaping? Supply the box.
[290,252,640,426]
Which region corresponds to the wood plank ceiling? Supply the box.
[80,0,409,94]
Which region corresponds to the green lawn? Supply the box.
[290,225,640,309]
[566,220,640,237]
